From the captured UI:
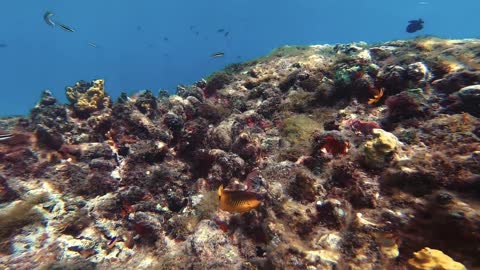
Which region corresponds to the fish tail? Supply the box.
[218,185,224,197]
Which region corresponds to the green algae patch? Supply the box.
[265,45,311,60]
[260,45,318,64]
[195,190,220,219]
[218,46,314,76]
[0,192,49,251]
[279,114,323,161]
[223,61,258,74]
[284,91,316,112]
[281,114,322,147]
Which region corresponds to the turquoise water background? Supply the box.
[0,0,478,115]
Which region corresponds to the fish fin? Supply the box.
[218,185,224,198]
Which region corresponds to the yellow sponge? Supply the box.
[407,247,466,270]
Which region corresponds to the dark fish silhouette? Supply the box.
[0,43,7,48]
[224,31,229,37]
[58,23,75,32]
[406,19,424,33]
[217,28,225,33]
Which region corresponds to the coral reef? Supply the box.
[66,79,111,118]
[1,37,480,269]
[361,128,400,168]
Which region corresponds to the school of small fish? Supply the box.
[35,10,426,60]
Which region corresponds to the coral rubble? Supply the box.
[1,37,480,269]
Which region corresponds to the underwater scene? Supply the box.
[0,0,479,269]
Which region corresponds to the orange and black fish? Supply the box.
[218,185,262,213]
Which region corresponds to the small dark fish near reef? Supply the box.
[218,185,262,213]
[406,18,424,33]
[58,23,75,32]
[211,52,225,58]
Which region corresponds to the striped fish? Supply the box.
[218,185,262,213]
[0,133,13,141]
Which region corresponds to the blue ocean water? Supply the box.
[0,0,478,116]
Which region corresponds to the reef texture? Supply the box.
[1,37,480,270]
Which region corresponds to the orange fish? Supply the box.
[218,185,262,213]
[368,88,384,105]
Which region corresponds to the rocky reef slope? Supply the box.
[0,37,479,270]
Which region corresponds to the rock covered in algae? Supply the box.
[186,220,242,268]
[456,84,480,115]
[2,37,480,270]
[361,128,400,168]
[458,84,480,102]
[407,247,466,270]
[66,79,110,117]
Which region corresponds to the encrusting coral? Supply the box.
[407,247,466,270]
[66,79,111,118]
[361,128,401,168]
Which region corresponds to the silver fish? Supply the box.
[0,133,13,141]
[43,11,56,27]
[211,52,225,58]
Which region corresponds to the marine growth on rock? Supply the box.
[1,37,480,270]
